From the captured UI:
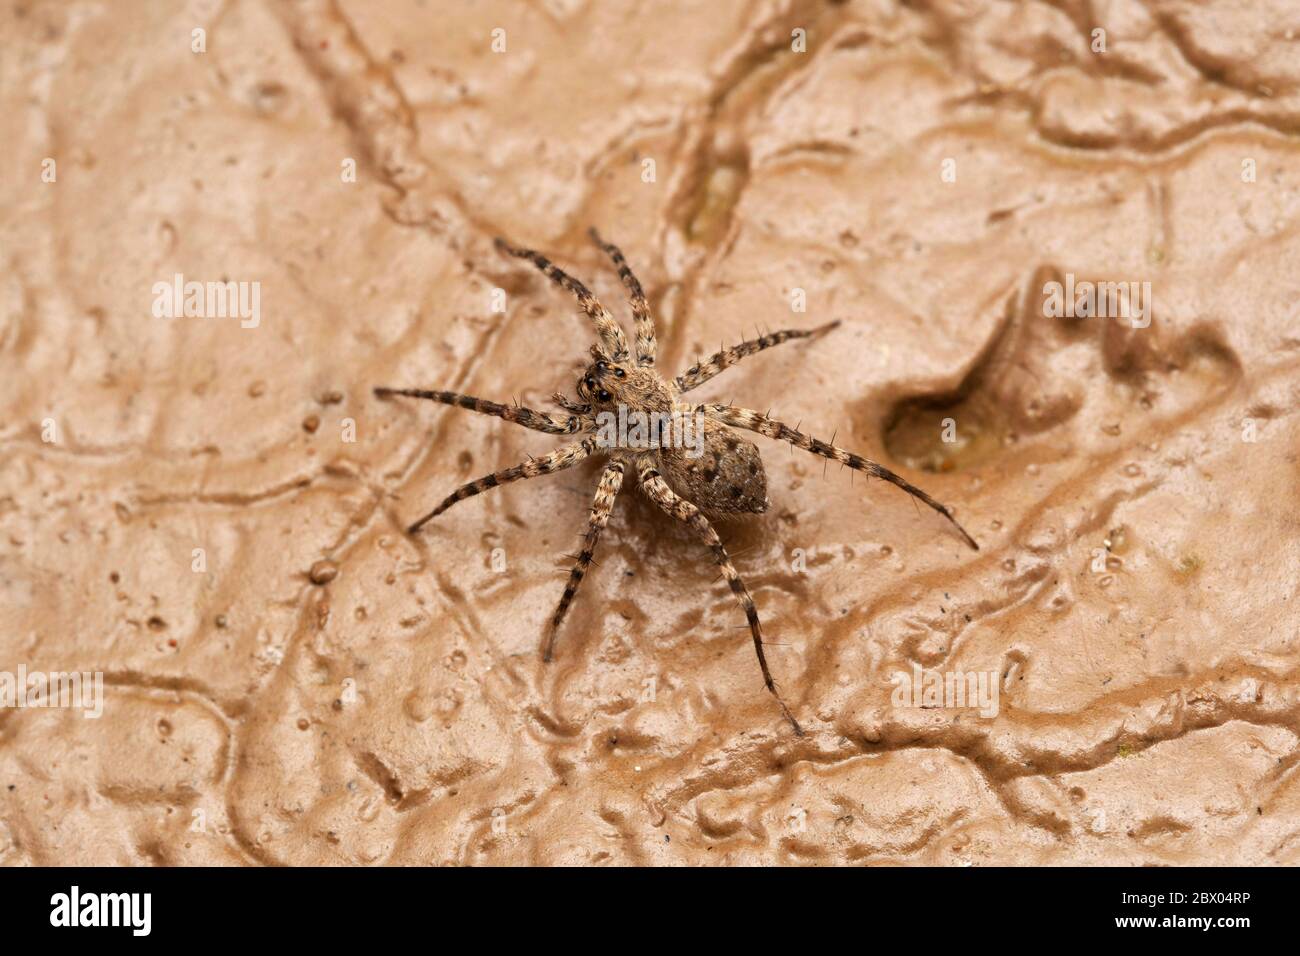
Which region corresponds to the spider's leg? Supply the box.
[636,460,804,736]
[406,437,596,534]
[699,404,979,550]
[588,227,655,367]
[544,460,625,662]
[494,237,630,360]
[673,321,840,394]
[374,387,579,435]
[550,392,591,415]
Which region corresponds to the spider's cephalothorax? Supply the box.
[375,228,979,737]
[576,351,671,414]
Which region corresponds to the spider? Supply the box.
[374,229,979,736]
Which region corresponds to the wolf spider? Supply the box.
[374,229,978,735]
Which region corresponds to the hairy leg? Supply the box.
[588,227,655,367]
[636,460,803,736]
[374,387,579,435]
[700,404,979,550]
[551,392,591,415]
[494,237,630,361]
[673,321,839,394]
[544,460,626,661]
[406,437,598,533]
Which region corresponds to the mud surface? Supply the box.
[2,0,1299,865]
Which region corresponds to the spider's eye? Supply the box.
[597,389,612,402]
[584,377,594,389]
[614,367,626,378]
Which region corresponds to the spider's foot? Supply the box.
[941,507,980,551]
[767,683,804,736]
[779,701,805,737]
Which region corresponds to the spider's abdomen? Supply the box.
[657,418,768,517]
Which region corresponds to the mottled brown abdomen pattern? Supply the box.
[656,417,768,517]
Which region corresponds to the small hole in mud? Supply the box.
[686,163,747,244]
[883,393,1009,473]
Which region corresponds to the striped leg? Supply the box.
[407,437,597,533]
[588,228,655,367]
[544,460,625,661]
[673,321,840,393]
[494,237,630,361]
[636,461,804,736]
[551,392,591,415]
[700,404,979,550]
[374,387,578,435]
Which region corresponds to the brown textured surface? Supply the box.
[2,0,1300,865]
